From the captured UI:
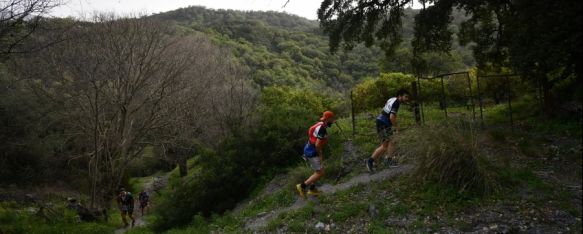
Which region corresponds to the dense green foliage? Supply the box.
[352,73,415,112]
[153,6,380,90]
[153,6,474,89]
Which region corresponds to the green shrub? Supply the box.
[152,149,242,231]
[352,73,416,113]
[395,122,499,196]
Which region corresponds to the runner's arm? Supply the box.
[315,139,325,160]
[315,125,327,161]
[390,113,398,133]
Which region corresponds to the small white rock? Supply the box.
[315,222,325,230]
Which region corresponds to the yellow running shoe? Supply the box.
[307,188,321,197]
[296,184,305,199]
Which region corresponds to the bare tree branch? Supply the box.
[1,0,63,58]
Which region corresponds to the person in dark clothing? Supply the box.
[138,190,149,216]
[116,188,135,227]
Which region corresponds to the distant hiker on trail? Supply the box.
[117,188,135,227]
[297,111,336,198]
[138,189,149,216]
[366,89,410,173]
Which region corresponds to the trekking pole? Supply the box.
[335,123,350,140]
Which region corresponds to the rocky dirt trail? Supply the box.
[243,139,414,232]
[243,165,413,232]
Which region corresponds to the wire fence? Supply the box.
[348,71,543,135]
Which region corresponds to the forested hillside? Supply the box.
[153,6,380,90]
[152,6,474,90]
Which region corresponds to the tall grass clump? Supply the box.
[395,122,499,196]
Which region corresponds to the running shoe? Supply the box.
[295,184,306,199]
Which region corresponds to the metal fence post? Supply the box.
[466,72,476,122]
[440,75,448,119]
[417,76,425,124]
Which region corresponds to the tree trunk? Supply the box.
[90,88,99,209]
[178,153,187,177]
[411,81,421,124]
[541,76,553,118]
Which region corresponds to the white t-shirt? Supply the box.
[382,97,401,116]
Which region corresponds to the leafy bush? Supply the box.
[352,73,415,112]
[395,122,499,196]
[152,150,244,231]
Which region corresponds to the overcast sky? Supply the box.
[51,0,423,20]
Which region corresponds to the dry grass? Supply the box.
[394,121,499,196]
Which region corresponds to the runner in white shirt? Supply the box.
[366,89,410,172]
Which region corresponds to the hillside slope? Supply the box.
[152,6,381,90]
[151,6,474,90]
